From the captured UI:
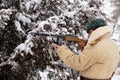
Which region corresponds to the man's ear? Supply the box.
[88,30,94,38]
[88,30,94,34]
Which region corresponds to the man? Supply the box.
[53,18,120,80]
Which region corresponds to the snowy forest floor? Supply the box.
[112,62,120,80]
[112,68,120,80]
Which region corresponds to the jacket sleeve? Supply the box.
[56,45,98,71]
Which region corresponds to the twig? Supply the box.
[0,61,8,67]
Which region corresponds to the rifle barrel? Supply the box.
[30,33,66,38]
[30,33,85,43]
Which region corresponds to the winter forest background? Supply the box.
[0,0,120,80]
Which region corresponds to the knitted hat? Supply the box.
[85,18,107,33]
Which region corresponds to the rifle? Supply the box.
[30,32,86,44]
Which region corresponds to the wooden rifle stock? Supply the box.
[65,35,86,43]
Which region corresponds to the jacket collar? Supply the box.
[87,26,112,45]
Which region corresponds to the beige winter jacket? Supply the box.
[56,26,120,79]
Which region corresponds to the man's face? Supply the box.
[88,30,94,38]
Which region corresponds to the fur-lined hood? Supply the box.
[87,26,112,45]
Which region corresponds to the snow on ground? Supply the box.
[112,75,120,80]
[112,68,120,80]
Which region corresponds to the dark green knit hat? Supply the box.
[85,18,107,33]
